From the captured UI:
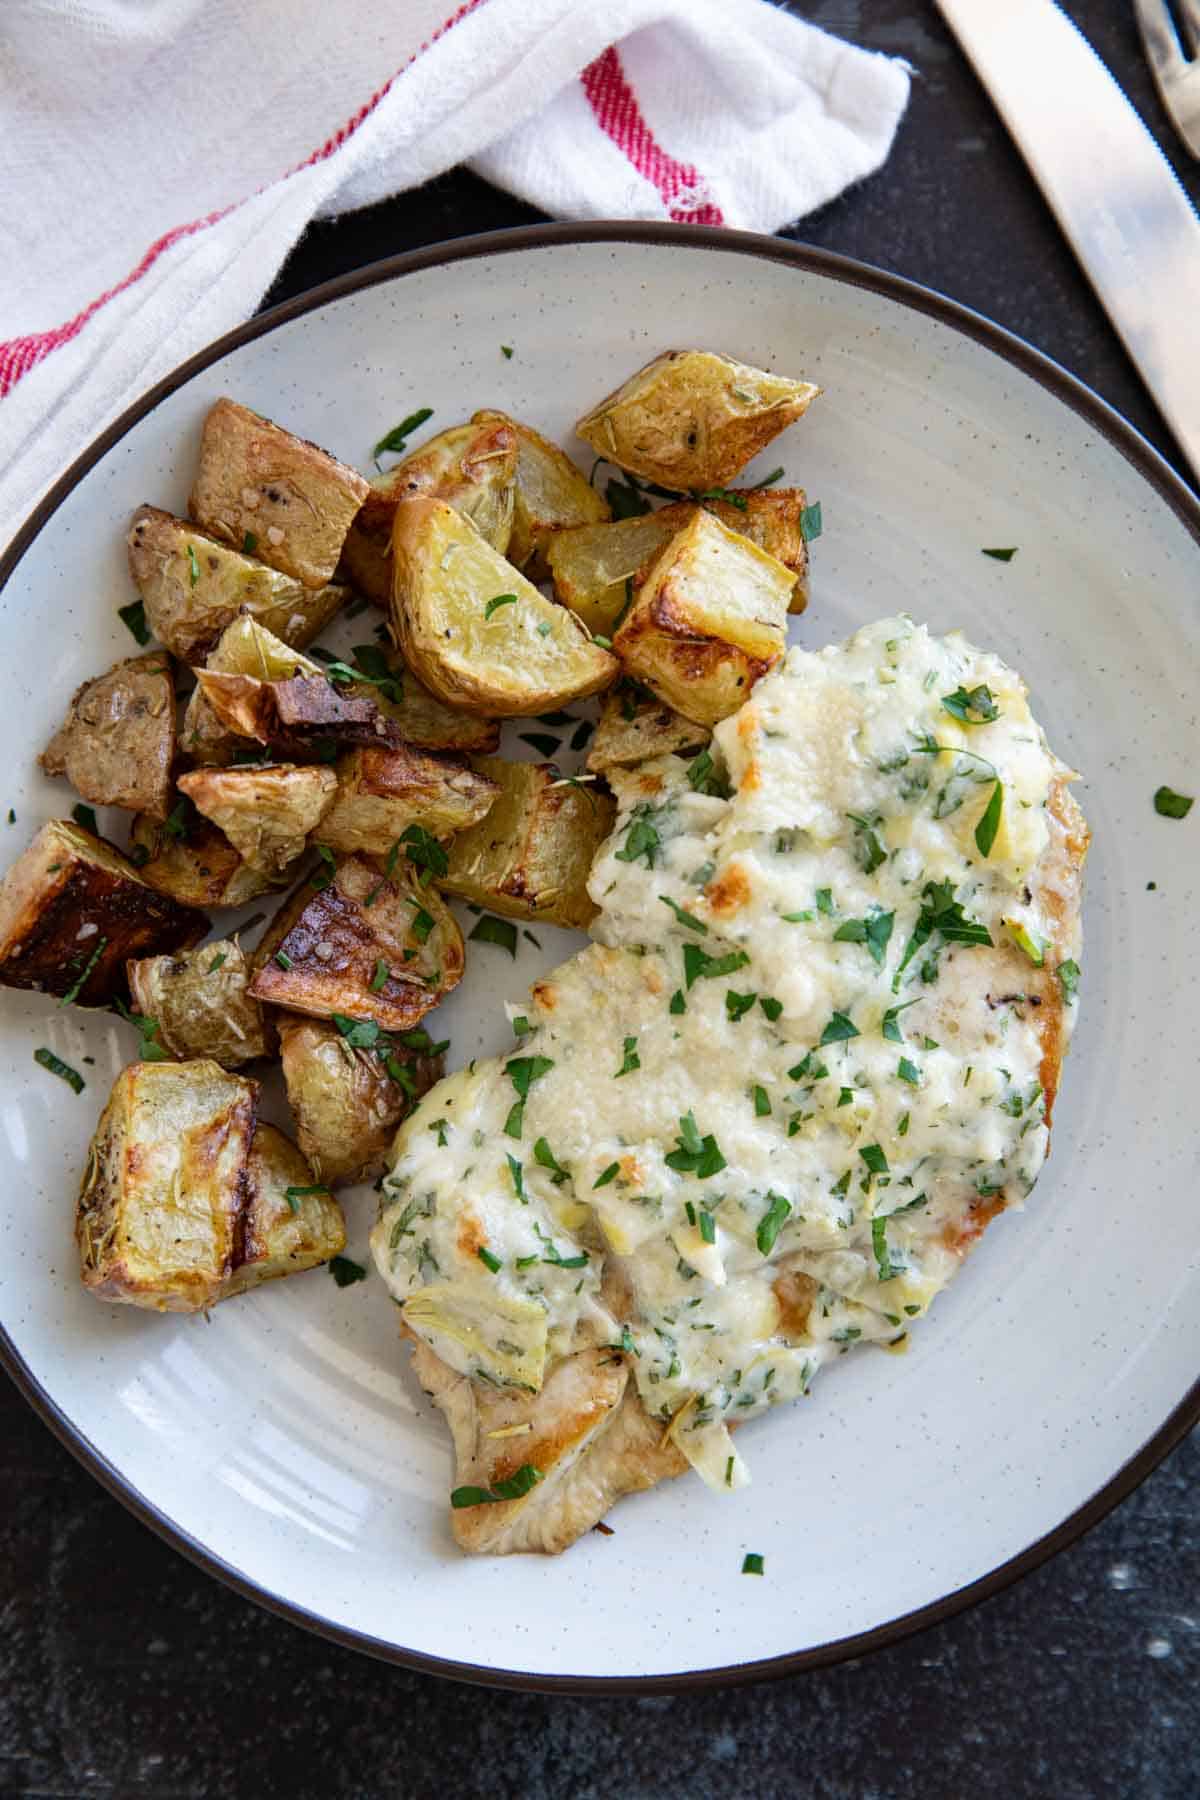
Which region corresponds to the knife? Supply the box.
[934,0,1200,490]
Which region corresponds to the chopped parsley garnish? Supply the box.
[1005,918,1048,966]
[506,1153,526,1201]
[407,901,435,943]
[760,996,783,1022]
[185,543,201,587]
[1057,958,1081,1001]
[941,684,1000,725]
[725,989,757,1023]
[815,888,834,916]
[400,823,448,884]
[469,914,518,957]
[331,1013,383,1049]
[751,467,785,490]
[614,1036,641,1078]
[837,1087,854,1107]
[242,531,258,554]
[659,895,707,934]
[614,807,660,868]
[669,989,686,1015]
[477,1245,502,1273]
[430,1118,449,1147]
[118,599,151,645]
[501,344,514,359]
[309,843,337,891]
[756,1192,791,1255]
[72,803,99,835]
[686,749,732,798]
[871,1217,902,1282]
[593,1162,620,1189]
[833,908,894,967]
[207,952,227,973]
[328,1255,368,1287]
[682,943,751,988]
[696,485,748,511]
[788,1051,828,1080]
[606,475,651,520]
[511,1015,531,1037]
[819,1010,860,1045]
[485,593,518,621]
[113,996,169,1061]
[800,499,823,541]
[285,1183,330,1212]
[859,1143,889,1176]
[59,935,106,1006]
[698,1209,717,1244]
[894,880,991,987]
[451,1464,542,1508]
[742,1552,765,1576]
[897,1057,921,1087]
[503,1054,554,1137]
[1154,785,1193,819]
[274,950,293,970]
[898,1112,910,1136]
[533,1138,570,1184]
[369,958,390,992]
[34,1048,85,1093]
[975,780,1003,857]
[981,547,1017,561]
[881,998,921,1042]
[372,407,433,461]
[753,1085,771,1117]
[163,797,195,841]
[665,1112,726,1178]
[847,813,886,874]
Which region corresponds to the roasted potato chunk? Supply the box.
[575,351,819,491]
[178,764,337,878]
[220,1123,347,1297]
[0,820,207,1004]
[278,1013,444,1186]
[189,398,370,589]
[390,498,616,717]
[127,812,284,909]
[127,506,348,660]
[586,681,710,773]
[472,410,609,576]
[340,417,518,604]
[370,652,500,755]
[40,652,175,819]
[127,938,268,1066]
[250,852,463,1030]
[76,1059,258,1312]
[181,614,327,764]
[440,757,616,929]
[320,746,497,855]
[195,669,396,753]
[612,510,792,726]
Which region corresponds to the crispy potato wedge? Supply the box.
[0,820,207,1004]
[250,852,463,1030]
[278,1012,444,1186]
[472,410,609,576]
[127,506,348,660]
[612,509,792,726]
[76,1059,258,1312]
[340,417,518,604]
[320,746,497,855]
[40,652,176,820]
[220,1123,347,1297]
[575,351,819,491]
[390,498,616,717]
[177,764,337,877]
[127,811,284,909]
[189,398,370,589]
[127,938,268,1066]
[586,681,711,773]
[440,757,615,929]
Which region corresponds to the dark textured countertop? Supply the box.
[3,4,1198,1795]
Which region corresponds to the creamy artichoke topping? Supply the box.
[372,617,1079,1491]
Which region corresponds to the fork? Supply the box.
[1135,0,1200,157]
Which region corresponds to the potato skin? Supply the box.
[390,497,616,717]
[340,417,518,604]
[250,851,464,1030]
[220,1122,347,1297]
[278,1012,443,1186]
[127,506,348,660]
[127,812,284,909]
[127,938,268,1066]
[586,681,710,774]
[76,1059,258,1312]
[612,510,792,727]
[40,652,176,820]
[320,745,498,855]
[189,398,370,589]
[575,350,819,491]
[471,411,609,576]
[0,820,207,1004]
[178,764,337,877]
[440,757,616,930]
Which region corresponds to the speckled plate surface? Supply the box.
[1,225,1198,1691]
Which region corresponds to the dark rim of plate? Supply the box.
[1,221,1198,1696]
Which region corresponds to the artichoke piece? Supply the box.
[439,756,615,930]
[586,681,710,774]
[612,509,792,726]
[340,416,518,604]
[189,398,370,589]
[177,764,337,877]
[403,1280,548,1393]
[76,1058,258,1312]
[471,410,609,577]
[40,651,176,821]
[575,350,819,492]
[127,811,284,909]
[127,506,348,661]
[127,938,268,1066]
[320,745,498,855]
[0,819,207,1004]
[220,1122,347,1298]
[250,851,463,1031]
[389,497,616,717]
[278,1012,443,1187]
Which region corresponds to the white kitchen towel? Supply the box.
[0,0,909,549]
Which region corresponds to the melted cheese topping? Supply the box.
[372,617,1080,1490]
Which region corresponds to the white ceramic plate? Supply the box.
[2,226,1198,1691]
